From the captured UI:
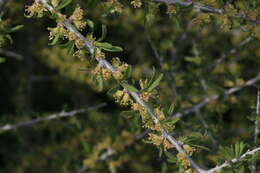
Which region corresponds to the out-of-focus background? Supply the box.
[0,0,259,172]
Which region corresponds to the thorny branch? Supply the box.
[154,0,260,24]
[32,1,260,172]
[36,0,206,172]
[0,103,107,132]
[171,74,260,119]
[147,35,178,97]
[253,89,260,171]
[207,146,260,173]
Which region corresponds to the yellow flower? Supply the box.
[25,2,46,18]
[51,0,60,8]
[131,0,142,8]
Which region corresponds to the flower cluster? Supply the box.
[92,65,112,81]
[111,58,129,80]
[70,7,87,31]
[177,145,195,169]
[25,2,46,18]
[113,90,132,106]
[131,0,142,8]
[48,24,66,40]
[148,133,174,150]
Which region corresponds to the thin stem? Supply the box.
[212,37,252,67]
[154,0,260,24]
[147,35,178,97]
[255,89,260,144]
[35,1,206,172]
[252,89,260,172]
[0,103,107,132]
[206,147,260,173]
[195,109,218,148]
[171,74,260,119]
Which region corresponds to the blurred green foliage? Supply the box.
[0,0,259,172]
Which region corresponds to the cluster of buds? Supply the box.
[75,39,85,49]
[130,0,142,8]
[92,65,112,80]
[131,102,158,130]
[177,152,190,169]
[111,58,129,80]
[177,145,195,169]
[148,133,174,150]
[140,92,150,102]
[70,7,87,31]
[154,107,165,121]
[95,48,106,60]
[25,2,46,18]
[113,90,132,106]
[64,31,77,41]
[48,24,66,40]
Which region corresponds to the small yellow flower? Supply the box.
[183,145,195,156]
[113,70,123,80]
[140,92,150,102]
[131,0,142,8]
[101,68,112,80]
[25,2,46,18]
[64,31,77,41]
[75,39,84,49]
[48,24,66,40]
[71,7,84,21]
[177,152,190,169]
[51,0,60,8]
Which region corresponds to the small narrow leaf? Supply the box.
[96,42,123,52]
[147,74,163,92]
[86,19,94,30]
[97,77,103,91]
[57,0,72,10]
[98,24,107,41]
[122,83,139,92]
[167,104,174,115]
[8,25,24,33]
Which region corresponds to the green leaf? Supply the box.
[164,151,177,163]
[96,42,123,52]
[122,83,139,92]
[123,65,132,79]
[98,24,107,42]
[67,41,75,55]
[0,57,6,63]
[167,104,174,115]
[57,0,72,10]
[8,25,24,33]
[147,67,156,87]
[97,77,103,91]
[107,86,119,96]
[120,111,135,119]
[147,74,163,92]
[86,19,94,30]
[162,117,179,126]
[190,144,210,151]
